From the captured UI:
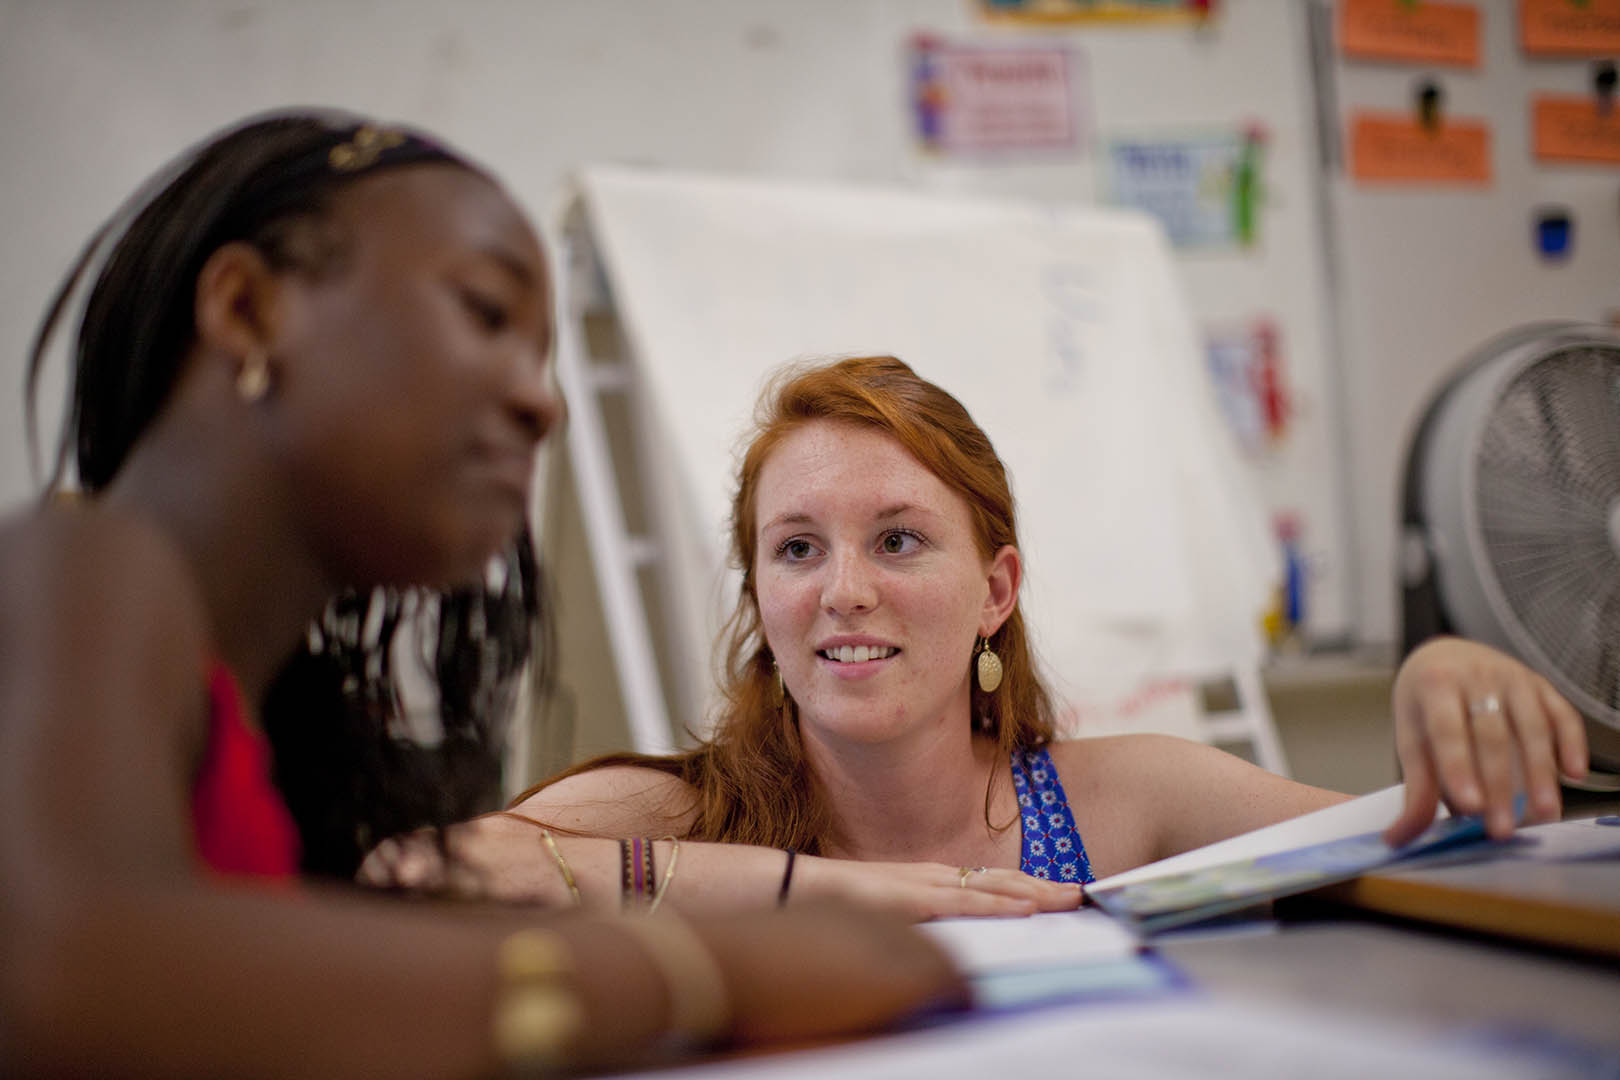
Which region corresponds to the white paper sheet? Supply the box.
[622,996,1588,1080]
[918,909,1139,975]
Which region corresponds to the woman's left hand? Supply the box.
[357,812,581,905]
[1385,637,1589,846]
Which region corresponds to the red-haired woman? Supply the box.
[476,356,1587,895]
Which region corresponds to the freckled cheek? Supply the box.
[755,575,816,659]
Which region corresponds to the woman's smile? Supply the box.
[816,636,902,679]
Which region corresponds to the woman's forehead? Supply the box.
[754,420,965,525]
[331,163,542,270]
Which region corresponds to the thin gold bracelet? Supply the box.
[539,828,582,907]
[491,928,584,1070]
[494,812,584,909]
[647,837,680,914]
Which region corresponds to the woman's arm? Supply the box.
[362,775,1084,919]
[1054,636,1592,875]
[1050,735,1348,874]
[0,512,967,1076]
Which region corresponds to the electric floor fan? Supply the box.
[1401,321,1620,786]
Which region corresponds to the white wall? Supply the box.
[1,0,1346,637]
[1324,4,1620,644]
[0,0,912,506]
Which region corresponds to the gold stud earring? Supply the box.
[236,349,271,403]
[975,635,1003,694]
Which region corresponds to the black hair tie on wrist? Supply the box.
[778,848,797,907]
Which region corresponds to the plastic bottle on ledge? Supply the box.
[1263,513,1306,654]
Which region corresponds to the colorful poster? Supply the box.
[978,0,1212,24]
[1519,0,1620,57]
[1532,95,1620,165]
[1205,319,1289,454]
[910,36,1083,155]
[1105,131,1264,249]
[1347,111,1492,184]
[1338,0,1482,67]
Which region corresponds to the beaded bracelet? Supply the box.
[638,837,656,905]
[491,928,584,1070]
[620,837,656,911]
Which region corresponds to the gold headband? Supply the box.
[328,125,408,172]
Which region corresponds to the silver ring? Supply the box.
[1468,693,1504,717]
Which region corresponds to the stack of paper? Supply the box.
[918,909,1177,1010]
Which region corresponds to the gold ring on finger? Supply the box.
[957,866,989,888]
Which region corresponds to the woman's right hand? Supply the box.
[788,855,1083,920]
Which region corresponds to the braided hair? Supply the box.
[24,109,552,878]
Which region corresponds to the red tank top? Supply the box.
[191,663,301,878]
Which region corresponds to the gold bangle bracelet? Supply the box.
[491,812,584,909]
[646,837,679,915]
[491,928,584,1071]
[539,828,582,907]
[615,914,731,1046]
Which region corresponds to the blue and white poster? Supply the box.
[1105,132,1262,249]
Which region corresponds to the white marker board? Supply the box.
[576,166,1280,726]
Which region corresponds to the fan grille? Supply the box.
[1475,345,1620,721]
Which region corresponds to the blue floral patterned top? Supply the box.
[1012,745,1093,883]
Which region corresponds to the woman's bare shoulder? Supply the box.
[510,764,700,838]
[0,505,212,741]
[1045,732,1202,781]
[1048,732,1348,863]
[2,503,195,584]
[0,505,215,874]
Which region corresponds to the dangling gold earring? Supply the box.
[236,349,271,402]
[772,662,786,708]
[975,635,1003,694]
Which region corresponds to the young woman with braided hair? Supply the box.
[0,113,1009,1077]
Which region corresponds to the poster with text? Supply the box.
[1348,111,1493,185]
[910,36,1085,156]
[1338,0,1481,67]
[1519,0,1620,56]
[1105,133,1263,249]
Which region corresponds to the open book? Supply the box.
[1085,785,1496,936]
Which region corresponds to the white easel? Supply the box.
[550,168,1290,777]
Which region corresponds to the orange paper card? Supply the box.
[1348,111,1492,183]
[1533,96,1620,165]
[1339,0,1482,67]
[1520,0,1620,56]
